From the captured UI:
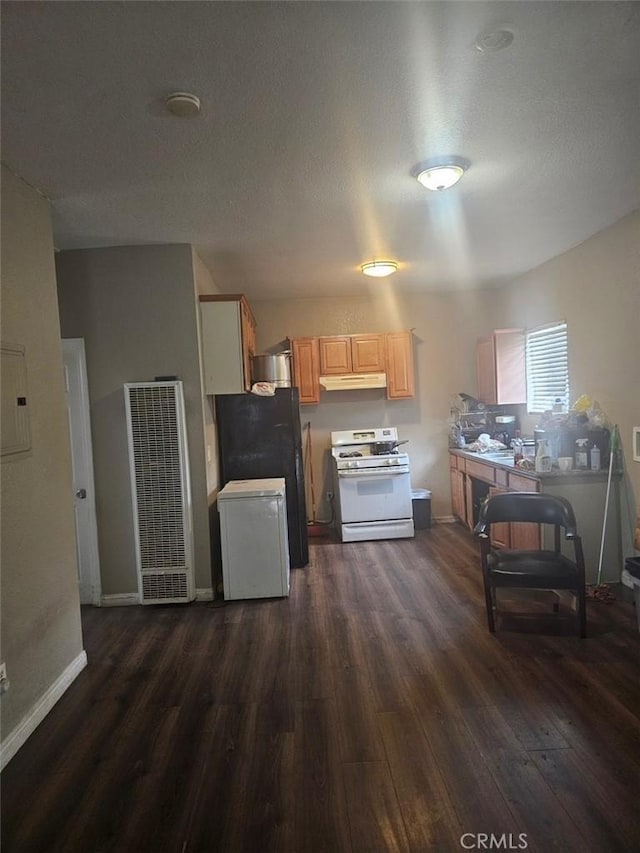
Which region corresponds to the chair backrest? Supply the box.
[476,492,578,538]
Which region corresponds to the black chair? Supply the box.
[474,492,587,637]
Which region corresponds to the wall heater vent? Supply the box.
[124,381,194,604]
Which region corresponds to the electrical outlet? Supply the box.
[326,491,333,502]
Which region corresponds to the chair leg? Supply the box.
[483,579,496,632]
[577,587,587,638]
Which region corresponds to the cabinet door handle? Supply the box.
[76,488,87,499]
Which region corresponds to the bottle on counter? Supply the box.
[511,430,524,463]
[535,439,552,473]
[590,444,601,471]
[575,438,590,470]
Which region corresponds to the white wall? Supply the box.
[0,166,84,757]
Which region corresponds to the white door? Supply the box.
[62,339,101,605]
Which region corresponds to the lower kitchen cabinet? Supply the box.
[450,464,466,524]
[488,486,511,548]
[448,450,624,581]
[449,451,541,548]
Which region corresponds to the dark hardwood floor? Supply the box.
[3,523,640,852]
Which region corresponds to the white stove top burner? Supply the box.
[330,427,410,471]
[331,427,400,447]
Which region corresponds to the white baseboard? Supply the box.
[100,593,139,607]
[0,650,88,770]
[434,515,456,524]
[196,587,214,601]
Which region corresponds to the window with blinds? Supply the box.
[525,321,569,414]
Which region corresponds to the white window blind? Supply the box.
[526,321,569,414]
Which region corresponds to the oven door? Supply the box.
[337,469,412,523]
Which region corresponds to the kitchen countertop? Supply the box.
[449,448,618,483]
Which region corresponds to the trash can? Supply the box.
[412,489,432,530]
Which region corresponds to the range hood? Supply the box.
[319,372,387,391]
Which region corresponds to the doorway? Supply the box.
[62,339,101,605]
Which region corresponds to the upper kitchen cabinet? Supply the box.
[319,333,385,375]
[385,330,414,399]
[199,295,257,395]
[476,329,526,406]
[291,337,320,404]
[291,330,414,404]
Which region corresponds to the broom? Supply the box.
[305,421,330,537]
[586,424,618,602]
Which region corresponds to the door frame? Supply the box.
[62,338,102,605]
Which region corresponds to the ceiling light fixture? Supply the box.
[360,260,398,278]
[165,92,201,118]
[416,163,466,191]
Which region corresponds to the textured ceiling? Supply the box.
[2,1,639,299]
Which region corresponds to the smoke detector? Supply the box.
[165,92,201,118]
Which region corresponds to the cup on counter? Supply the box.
[558,456,573,472]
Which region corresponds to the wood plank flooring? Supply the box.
[3,523,640,852]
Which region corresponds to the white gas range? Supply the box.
[331,427,414,542]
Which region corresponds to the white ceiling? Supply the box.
[2,1,639,300]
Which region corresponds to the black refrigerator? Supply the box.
[215,388,309,568]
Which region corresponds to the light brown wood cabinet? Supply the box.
[385,330,414,399]
[450,457,467,524]
[200,294,257,395]
[476,329,526,405]
[318,336,351,374]
[318,333,385,375]
[352,334,386,373]
[291,337,320,404]
[488,486,511,548]
[449,451,541,549]
[291,330,414,404]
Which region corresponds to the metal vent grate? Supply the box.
[142,571,189,602]
[127,385,185,569]
[125,382,194,604]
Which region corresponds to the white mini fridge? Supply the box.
[218,478,290,600]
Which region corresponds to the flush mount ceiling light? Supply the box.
[416,162,467,191]
[360,260,398,278]
[165,92,201,117]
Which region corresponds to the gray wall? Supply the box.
[56,244,214,595]
[0,166,84,744]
